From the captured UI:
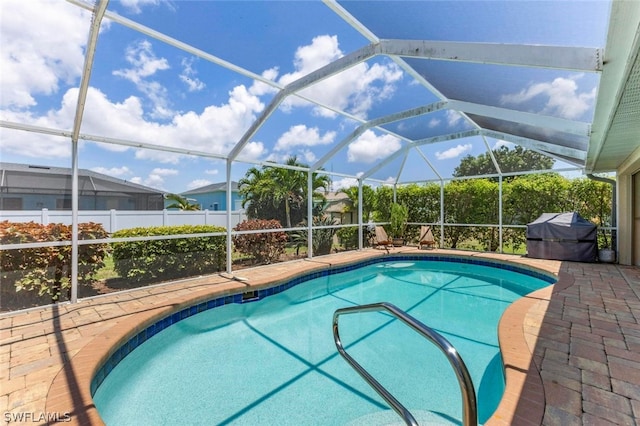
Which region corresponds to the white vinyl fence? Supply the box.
[0,209,247,233]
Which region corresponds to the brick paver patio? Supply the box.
[1,248,639,425]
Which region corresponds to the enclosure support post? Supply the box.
[499,176,503,253]
[307,172,313,258]
[358,179,364,250]
[68,0,109,304]
[70,142,79,304]
[440,180,445,248]
[226,160,233,273]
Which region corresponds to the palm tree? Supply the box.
[271,156,332,228]
[310,170,332,213]
[270,157,307,228]
[340,184,375,222]
[164,193,200,211]
[238,166,271,216]
[238,156,331,228]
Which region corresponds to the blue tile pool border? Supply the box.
[90,254,556,396]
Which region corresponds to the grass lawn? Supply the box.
[92,238,527,290]
[93,246,311,284]
[94,255,118,282]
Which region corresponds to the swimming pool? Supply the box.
[92,256,554,425]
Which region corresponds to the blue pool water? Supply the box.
[93,258,553,425]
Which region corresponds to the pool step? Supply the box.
[346,409,459,426]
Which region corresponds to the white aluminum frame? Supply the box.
[0,0,615,311]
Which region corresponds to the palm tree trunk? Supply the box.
[285,198,292,228]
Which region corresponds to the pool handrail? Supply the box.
[332,302,478,426]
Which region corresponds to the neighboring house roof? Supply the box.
[181,181,239,195]
[0,162,164,195]
[323,191,352,214]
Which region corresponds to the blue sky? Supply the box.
[0,0,611,193]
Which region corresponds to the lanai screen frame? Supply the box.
[0,0,607,306]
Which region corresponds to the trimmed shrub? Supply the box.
[337,226,357,250]
[111,225,226,283]
[0,221,109,304]
[233,219,287,264]
[290,215,337,256]
[337,226,373,250]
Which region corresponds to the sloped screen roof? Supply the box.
[1,0,636,194]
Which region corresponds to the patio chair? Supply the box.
[419,225,436,249]
[373,226,393,252]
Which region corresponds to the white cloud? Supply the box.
[435,143,472,160]
[492,140,515,150]
[0,5,396,170]
[0,0,93,109]
[500,75,596,119]
[347,130,401,164]
[131,174,164,190]
[381,176,397,186]
[187,179,212,190]
[300,150,316,163]
[277,35,403,119]
[113,40,173,119]
[205,169,219,175]
[264,151,295,164]
[266,148,317,165]
[179,58,205,92]
[151,168,178,176]
[151,174,168,186]
[129,168,177,190]
[236,141,267,162]
[274,124,336,151]
[428,118,441,128]
[1,82,266,163]
[91,166,132,177]
[119,0,163,14]
[0,109,73,158]
[279,35,342,85]
[249,68,280,97]
[332,177,357,191]
[446,110,464,127]
[331,172,364,191]
[116,84,263,161]
[113,41,170,83]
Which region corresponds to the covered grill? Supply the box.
[526,212,598,262]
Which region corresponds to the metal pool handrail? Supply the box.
[332,302,478,426]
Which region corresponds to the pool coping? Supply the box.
[43,248,561,425]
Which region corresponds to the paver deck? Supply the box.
[1,248,639,425]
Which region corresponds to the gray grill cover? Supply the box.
[526,212,597,262]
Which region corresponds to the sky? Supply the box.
[0,0,612,194]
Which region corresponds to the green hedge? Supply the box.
[336,226,372,250]
[369,175,613,252]
[111,225,226,283]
